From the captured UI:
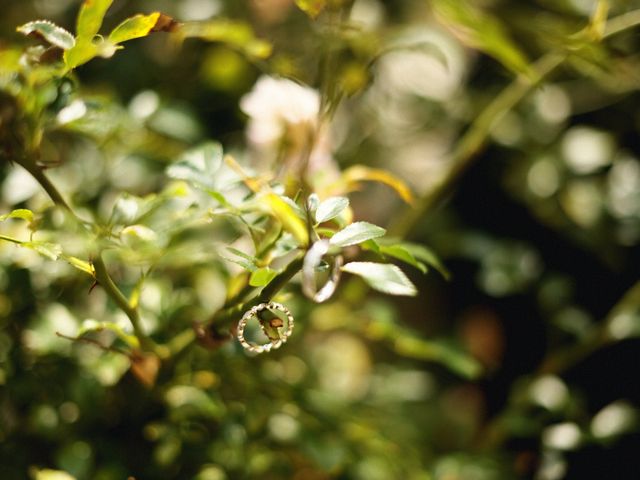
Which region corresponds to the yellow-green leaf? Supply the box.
[33,469,77,480]
[17,20,75,50]
[76,0,114,40]
[341,165,414,204]
[249,267,277,287]
[295,0,327,18]
[394,336,482,379]
[62,255,95,276]
[587,0,609,41]
[180,20,272,60]
[108,12,161,44]
[263,193,309,246]
[0,209,34,223]
[63,39,99,70]
[432,0,531,76]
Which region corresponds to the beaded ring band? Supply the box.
[302,239,344,303]
[236,301,294,354]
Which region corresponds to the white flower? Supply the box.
[240,76,336,181]
[240,75,320,147]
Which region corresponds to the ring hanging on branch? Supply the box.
[236,302,294,354]
[302,239,343,303]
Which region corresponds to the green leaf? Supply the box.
[330,221,386,247]
[280,196,306,221]
[394,336,482,379]
[263,193,309,246]
[121,225,157,248]
[400,242,451,280]
[315,196,349,224]
[76,0,114,40]
[249,267,277,287]
[23,241,62,260]
[295,0,327,18]
[33,469,77,480]
[62,255,95,276]
[108,12,161,44]
[16,20,75,50]
[222,256,256,272]
[0,209,34,223]
[166,141,223,189]
[432,0,531,76]
[180,20,272,59]
[226,247,257,264]
[63,39,100,70]
[77,319,140,349]
[379,244,427,274]
[342,261,417,296]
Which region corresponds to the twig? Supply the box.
[93,254,152,349]
[56,331,130,357]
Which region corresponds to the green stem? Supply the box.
[206,252,305,334]
[93,254,151,349]
[0,234,22,245]
[17,157,73,214]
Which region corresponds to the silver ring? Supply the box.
[236,302,294,354]
[302,240,343,303]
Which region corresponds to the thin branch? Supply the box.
[56,331,130,357]
[92,254,152,350]
[16,158,73,214]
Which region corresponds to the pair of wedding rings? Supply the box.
[236,240,343,354]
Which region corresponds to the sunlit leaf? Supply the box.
[121,225,158,248]
[0,208,34,223]
[180,20,272,59]
[108,12,161,44]
[400,242,451,279]
[295,0,327,18]
[249,267,277,287]
[62,255,95,276]
[63,39,100,70]
[432,0,531,76]
[280,196,306,221]
[165,385,225,418]
[33,469,77,480]
[263,193,309,246]
[341,165,414,204]
[378,243,427,274]
[315,196,349,224]
[394,336,482,379]
[342,261,417,296]
[166,141,223,189]
[17,21,75,50]
[23,241,62,260]
[76,0,113,40]
[330,221,385,247]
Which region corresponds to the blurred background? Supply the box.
[1,0,640,479]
